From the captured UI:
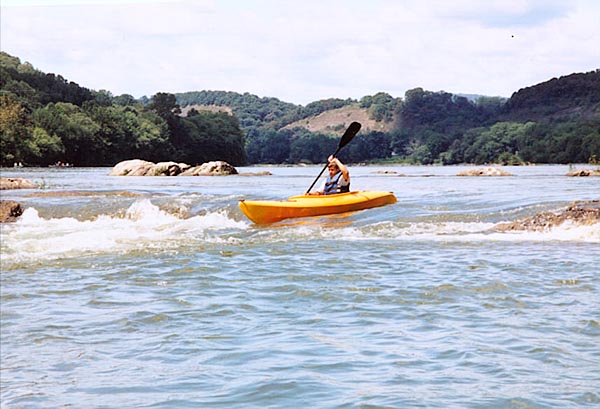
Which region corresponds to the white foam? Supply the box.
[381,220,600,243]
[312,220,600,243]
[3,202,597,267]
[1,200,249,266]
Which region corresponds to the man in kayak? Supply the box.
[309,155,350,195]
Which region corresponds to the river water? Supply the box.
[1,165,599,408]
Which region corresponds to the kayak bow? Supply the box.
[239,191,396,224]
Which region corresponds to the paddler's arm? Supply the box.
[329,155,349,183]
[307,181,325,195]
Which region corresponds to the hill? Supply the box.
[281,103,395,135]
[503,70,600,122]
[2,50,598,166]
[0,52,246,167]
[173,71,598,165]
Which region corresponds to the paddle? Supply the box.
[305,121,361,194]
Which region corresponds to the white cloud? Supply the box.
[1,0,599,104]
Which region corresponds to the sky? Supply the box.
[1,0,599,105]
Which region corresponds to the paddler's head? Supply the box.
[327,162,339,175]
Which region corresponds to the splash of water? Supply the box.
[2,200,598,267]
[1,199,248,266]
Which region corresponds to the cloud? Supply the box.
[2,0,599,104]
[430,0,571,27]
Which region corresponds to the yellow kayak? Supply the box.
[239,191,397,224]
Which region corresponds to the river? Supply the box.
[1,164,598,408]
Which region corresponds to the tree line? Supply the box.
[178,78,599,165]
[2,51,598,167]
[1,52,245,167]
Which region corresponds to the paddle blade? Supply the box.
[338,121,361,150]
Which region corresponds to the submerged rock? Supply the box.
[496,200,600,232]
[373,170,398,174]
[238,171,273,176]
[25,190,146,198]
[457,167,512,176]
[0,177,37,189]
[0,200,23,223]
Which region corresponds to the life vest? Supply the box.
[323,171,350,195]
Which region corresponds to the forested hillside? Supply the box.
[503,71,600,121]
[0,52,246,166]
[2,50,598,166]
[175,71,599,165]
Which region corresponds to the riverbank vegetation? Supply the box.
[1,53,245,167]
[1,51,598,167]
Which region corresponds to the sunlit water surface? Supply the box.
[1,165,599,408]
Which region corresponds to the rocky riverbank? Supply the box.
[495,200,600,232]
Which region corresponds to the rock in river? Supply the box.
[566,168,600,177]
[179,161,238,176]
[457,167,513,176]
[110,159,236,176]
[0,200,23,223]
[496,200,600,232]
[0,177,37,190]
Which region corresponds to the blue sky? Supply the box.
[2,0,599,105]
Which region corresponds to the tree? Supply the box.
[461,122,533,164]
[33,102,101,165]
[0,94,32,165]
[344,131,392,162]
[83,103,170,164]
[0,94,63,165]
[148,92,181,119]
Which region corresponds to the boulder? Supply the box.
[109,159,155,176]
[457,167,512,176]
[0,177,37,190]
[0,200,23,223]
[148,161,185,176]
[178,163,192,173]
[496,200,600,232]
[179,161,238,176]
[110,159,235,176]
[566,168,600,177]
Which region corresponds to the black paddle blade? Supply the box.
[338,121,361,150]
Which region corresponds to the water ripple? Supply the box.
[2,166,599,408]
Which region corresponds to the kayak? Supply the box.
[239,191,397,224]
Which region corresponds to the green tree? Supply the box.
[289,133,336,164]
[343,131,392,162]
[462,122,533,164]
[148,92,181,119]
[0,94,32,165]
[83,103,170,164]
[33,102,101,165]
[0,94,63,165]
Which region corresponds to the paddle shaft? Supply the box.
[305,122,361,194]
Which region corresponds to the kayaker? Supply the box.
[309,155,350,195]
